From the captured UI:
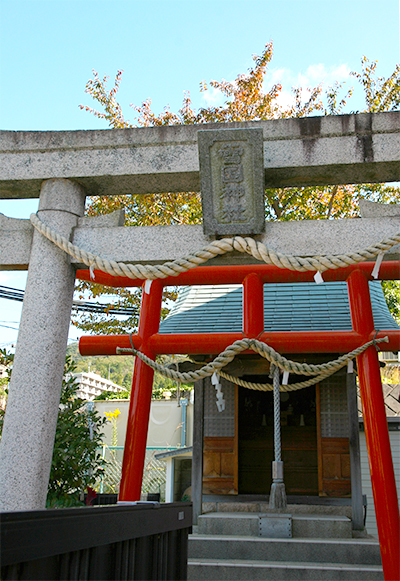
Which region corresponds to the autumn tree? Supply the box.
[75,42,400,334]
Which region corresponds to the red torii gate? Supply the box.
[79,261,400,581]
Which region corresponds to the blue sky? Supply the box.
[0,0,399,346]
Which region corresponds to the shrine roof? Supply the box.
[159,281,399,335]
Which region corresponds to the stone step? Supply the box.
[189,535,382,566]
[203,501,352,517]
[187,558,384,581]
[197,511,353,538]
[293,513,352,539]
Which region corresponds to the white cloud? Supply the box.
[200,85,225,106]
[265,63,352,113]
[300,63,351,86]
[267,63,351,90]
[198,63,353,114]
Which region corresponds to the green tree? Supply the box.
[0,348,13,394]
[46,356,107,507]
[0,348,13,439]
[76,42,400,335]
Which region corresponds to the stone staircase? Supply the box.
[188,505,383,580]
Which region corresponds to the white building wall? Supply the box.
[70,372,125,401]
[360,428,400,538]
[94,398,193,448]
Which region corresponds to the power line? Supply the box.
[0,285,136,316]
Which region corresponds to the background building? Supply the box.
[70,371,125,401]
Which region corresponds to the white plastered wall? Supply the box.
[94,399,193,448]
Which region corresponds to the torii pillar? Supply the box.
[0,179,85,511]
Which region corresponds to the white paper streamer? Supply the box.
[144,279,152,294]
[314,271,324,284]
[211,372,225,411]
[211,372,219,385]
[371,252,384,279]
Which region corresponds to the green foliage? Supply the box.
[351,57,400,113]
[0,348,13,440]
[67,343,134,389]
[76,43,400,334]
[382,281,400,324]
[46,356,107,507]
[151,385,193,400]
[66,343,185,398]
[0,348,13,391]
[95,389,130,400]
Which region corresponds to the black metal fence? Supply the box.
[1,502,192,580]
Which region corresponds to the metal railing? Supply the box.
[1,502,192,580]
[97,446,179,501]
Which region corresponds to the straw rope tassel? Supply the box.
[269,365,287,509]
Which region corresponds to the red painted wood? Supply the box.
[79,328,399,357]
[347,269,400,581]
[80,331,366,356]
[76,260,400,287]
[243,273,264,338]
[119,280,163,501]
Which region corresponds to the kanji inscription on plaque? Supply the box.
[198,128,264,236]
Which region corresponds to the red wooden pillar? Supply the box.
[243,273,264,337]
[119,279,164,501]
[347,269,400,581]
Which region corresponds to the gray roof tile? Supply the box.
[160,281,399,334]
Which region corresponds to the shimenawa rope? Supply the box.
[29,213,392,390]
[30,212,400,279]
[116,335,388,392]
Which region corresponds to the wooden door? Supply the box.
[316,379,351,497]
[238,385,318,495]
[202,378,238,495]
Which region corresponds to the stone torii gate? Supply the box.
[0,112,399,579]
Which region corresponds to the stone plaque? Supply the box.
[198,128,265,236]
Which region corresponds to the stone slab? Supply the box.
[292,514,352,539]
[1,214,399,270]
[359,199,400,218]
[59,215,400,267]
[187,558,383,580]
[197,513,260,536]
[197,512,352,539]
[189,535,382,565]
[1,111,400,198]
[0,214,33,269]
[198,128,265,235]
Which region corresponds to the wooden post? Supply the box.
[119,280,163,501]
[346,371,364,531]
[192,378,204,525]
[347,269,400,580]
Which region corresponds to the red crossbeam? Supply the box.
[80,330,399,356]
[76,260,400,287]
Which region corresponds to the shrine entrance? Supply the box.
[238,384,318,496]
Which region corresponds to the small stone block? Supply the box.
[198,128,265,236]
[259,514,292,538]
